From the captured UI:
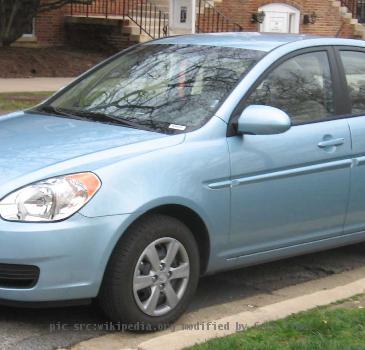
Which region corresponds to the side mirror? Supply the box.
[236,105,291,135]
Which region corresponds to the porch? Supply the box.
[342,0,365,23]
[66,0,243,45]
[62,0,365,51]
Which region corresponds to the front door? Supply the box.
[262,11,290,33]
[226,49,352,258]
[259,3,300,34]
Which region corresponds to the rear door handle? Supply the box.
[318,138,345,148]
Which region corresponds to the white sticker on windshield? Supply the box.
[169,124,186,131]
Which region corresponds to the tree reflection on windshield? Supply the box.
[48,44,265,132]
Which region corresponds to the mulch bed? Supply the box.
[0,47,110,78]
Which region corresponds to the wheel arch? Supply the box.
[146,204,211,275]
[114,204,211,276]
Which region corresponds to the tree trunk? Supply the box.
[0,0,76,47]
[0,0,41,47]
[2,38,12,47]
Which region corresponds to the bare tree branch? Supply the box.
[0,0,80,46]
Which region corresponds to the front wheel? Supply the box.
[98,214,200,330]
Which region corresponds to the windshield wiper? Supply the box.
[36,105,88,121]
[63,109,142,129]
[59,109,175,133]
[37,106,176,134]
[37,106,141,129]
[125,117,172,132]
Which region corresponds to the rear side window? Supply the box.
[245,51,335,124]
[340,51,365,115]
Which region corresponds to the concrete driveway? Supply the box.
[1,243,365,350]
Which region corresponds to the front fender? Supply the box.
[79,119,231,267]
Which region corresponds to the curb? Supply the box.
[136,277,365,350]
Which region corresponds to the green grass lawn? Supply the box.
[188,296,365,350]
[0,92,53,114]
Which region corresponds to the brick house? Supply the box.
[17,0,365,50]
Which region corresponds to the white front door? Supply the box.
[259,3,300,34]
[262,11,290,33]
[169,0,197,35]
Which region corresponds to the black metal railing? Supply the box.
[69,0,169,39]
[69,0,244,40]
[341,0,365,23]
[357,0,365,22]
[196,0,243,33]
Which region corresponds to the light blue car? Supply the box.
[1,33,365,329]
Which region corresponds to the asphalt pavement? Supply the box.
[1,242,365,350]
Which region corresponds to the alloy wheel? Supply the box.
[133,237,190,317]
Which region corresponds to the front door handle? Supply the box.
[318,138,345,149]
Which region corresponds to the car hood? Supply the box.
[0,112,179,186]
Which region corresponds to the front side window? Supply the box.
[245,51,335,124]
[340,50,365,115]
[44,44,265,133]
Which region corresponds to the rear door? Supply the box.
[336,48,365,234]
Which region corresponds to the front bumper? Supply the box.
[0,213,130,302]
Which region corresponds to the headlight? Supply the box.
[0,172,101,222]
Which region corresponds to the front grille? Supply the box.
[0,263,40,289]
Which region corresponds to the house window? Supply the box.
[22,18,36,37]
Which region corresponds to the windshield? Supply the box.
[42,44,265,133]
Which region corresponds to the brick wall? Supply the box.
[64,17,137,51]
[212,0,360,38]
[34,5,68,46]
[30,0,361,47]
[31,0,127,47]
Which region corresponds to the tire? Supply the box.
[98,214,200,331]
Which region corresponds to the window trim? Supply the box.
[333,46,365,118]
[227,46,346,136]
[22,18,36,38]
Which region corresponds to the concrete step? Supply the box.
[123,23,166,36]
[122,18,167,36]
[149,0,169,4]
[127,11,169,20]
[332,0,341,7]
[330,0,365,39]
[125,16,169,28]
[128,33,153,42]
